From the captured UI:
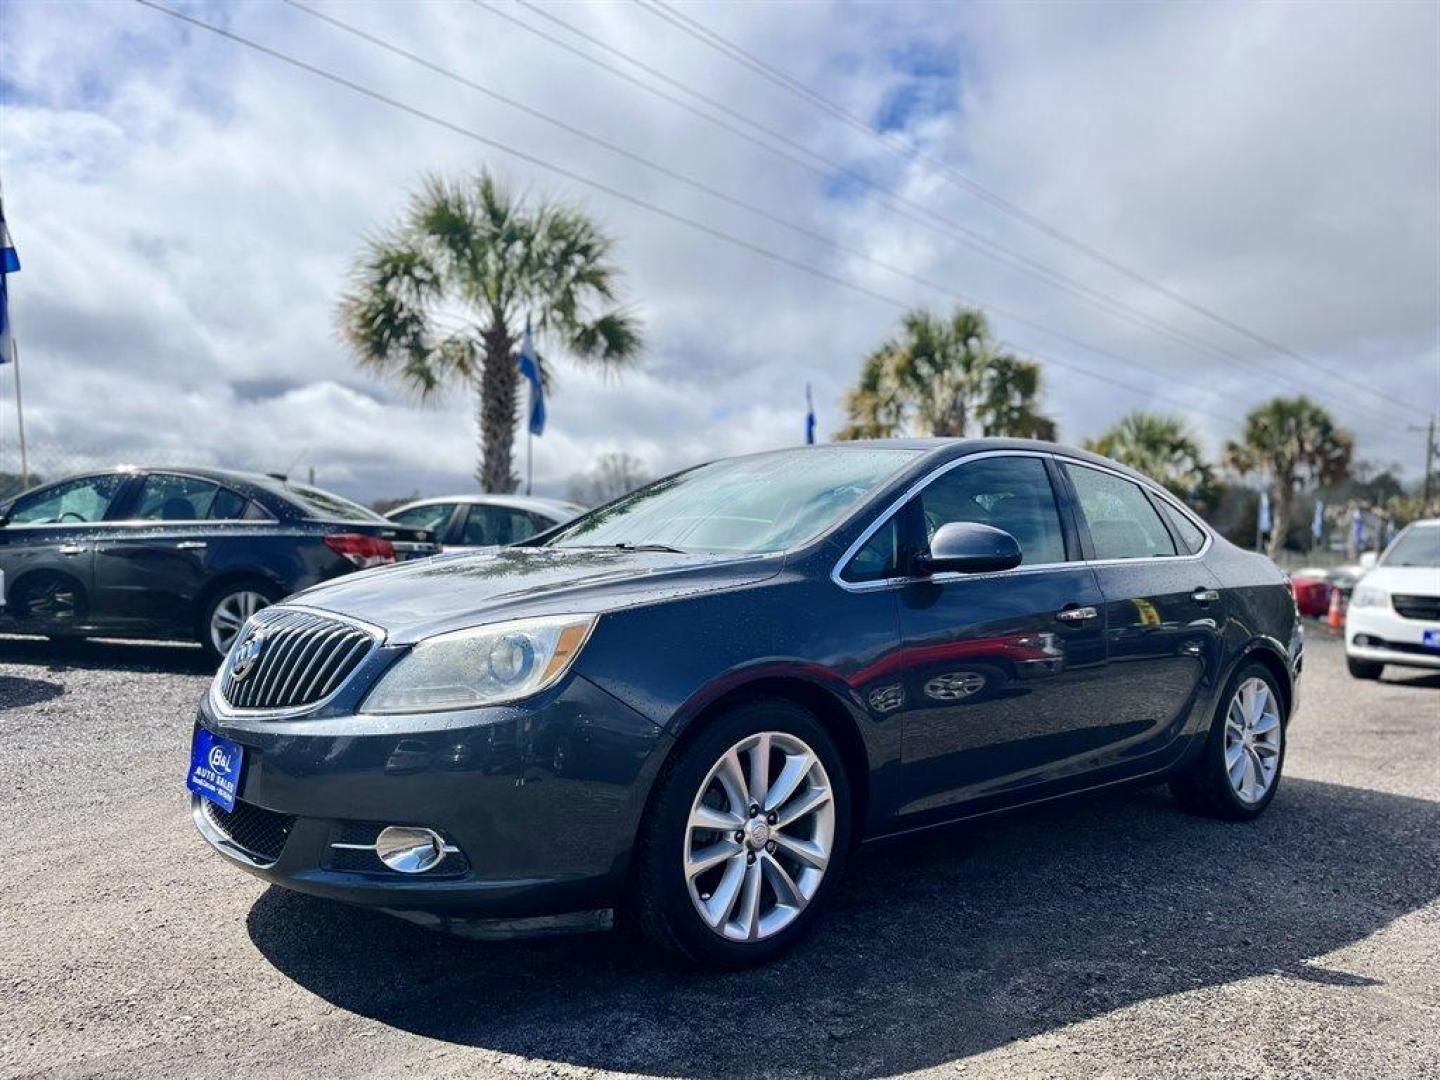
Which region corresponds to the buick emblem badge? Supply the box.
[230,629,267,681]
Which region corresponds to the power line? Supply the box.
[130,0,1247,430]
[495,0,1404,427]
[496,2,1242,365]
[636,0,1435,420]
[284,0,1288,427]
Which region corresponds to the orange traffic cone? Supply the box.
[1327,586,1344,634]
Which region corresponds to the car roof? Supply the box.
[742,438,1165,488]
[388,494,583,517]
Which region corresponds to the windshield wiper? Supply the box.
[555,542,692,554]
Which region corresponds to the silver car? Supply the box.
[385,495,585,552]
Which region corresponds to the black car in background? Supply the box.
[0,466,437,660]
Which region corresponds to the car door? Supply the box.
[854,453,1112,821]
[90,473,248,633]
[0,472,130,630]
[1058,460,1226,762]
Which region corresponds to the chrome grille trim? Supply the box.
[218,606,379,713]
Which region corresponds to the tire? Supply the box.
[1170,661,1287,821]
[1346,656,1383,680]
[13,572,87,627]
[629,698,852,968]
[197,579,280,664]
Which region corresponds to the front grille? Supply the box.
[1393,594,1440,621]
[220,607,375,711]
[202,797,296,864]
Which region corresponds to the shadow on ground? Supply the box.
[0,673,65,709]
[0,634,214,676]
[248,777,1440,1078]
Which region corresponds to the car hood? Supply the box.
[286,546,783,644]
[1359,566,1440,595]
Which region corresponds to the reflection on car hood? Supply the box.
[287,546,782,644]
[1358,566,1440,595]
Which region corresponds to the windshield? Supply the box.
[279,481,384,523]
[1381,524,1440,568]
[546,447,919,554]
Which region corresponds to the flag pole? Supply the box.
[12,335,27,488]
[526,422,533,496]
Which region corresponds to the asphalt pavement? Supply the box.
[1,631,1436,1079]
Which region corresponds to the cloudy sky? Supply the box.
[1,0,1436,503]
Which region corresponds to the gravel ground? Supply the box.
[1,631,1436,1079]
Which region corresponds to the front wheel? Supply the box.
[1170,662,1287,821]
[629,699,851,968]
[1346,656,1383,680]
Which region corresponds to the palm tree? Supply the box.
[339,171,642,492]
[1226,396,1352,557]
[1084,412,1215,507]
[837,307,1054,440]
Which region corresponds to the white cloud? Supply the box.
[0,0,1435,503]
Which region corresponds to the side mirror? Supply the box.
[916,522,1023,576]
[1359,551,1378,571]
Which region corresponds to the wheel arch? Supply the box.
[190,568,287,627]
[6,566,91,618]
[652,670,873,847]
[1231,638,1295,722]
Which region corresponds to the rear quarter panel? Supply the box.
[1197,539,1301,731]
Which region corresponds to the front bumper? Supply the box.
[1345,604,1440,670]
[189,673,667,927]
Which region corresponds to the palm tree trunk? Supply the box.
[477,326,520,493]
[1267,483,1293,558]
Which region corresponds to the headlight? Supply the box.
[362,614,597,714]
[1350,585,1388,608]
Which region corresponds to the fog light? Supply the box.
[375,826,446,874]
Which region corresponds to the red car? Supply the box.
[1288,569,1334,618]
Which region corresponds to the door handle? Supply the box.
[57,543,87,556]
[174,541,208,550]
[1192,588,1221,604]
[1056,605,1099,623]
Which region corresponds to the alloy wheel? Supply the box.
[1224,676,1282,803]
[210,591,270,656]
[684,731,835,942]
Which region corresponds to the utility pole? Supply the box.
[1425,417,1436,508]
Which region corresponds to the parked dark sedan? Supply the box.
[187,440,1302,967]
[0,466,437,660]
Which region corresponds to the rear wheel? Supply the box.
[198,580,278,663]
[1346,656,1383,680]
[1171,662,1287,821]
[629,699,851,968]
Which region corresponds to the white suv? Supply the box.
[1345,519,1440,679]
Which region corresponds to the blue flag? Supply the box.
[1352,507,1365,549]
[805,383,816,445]
[1257,490,1272,535]
[0,185,18,366]
[517,318,544,437]
[1311,500,1325,540]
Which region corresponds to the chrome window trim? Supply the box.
[831,448,1213,594]
[207,604,388,720]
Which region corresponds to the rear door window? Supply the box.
[131,475,228,521]
[460,505,543,546]
[1064,464,1177,559]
